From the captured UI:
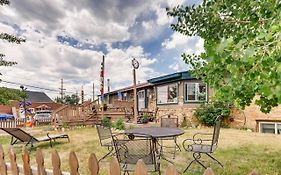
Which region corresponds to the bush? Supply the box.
[141,113,149,123]
[101,117,112,128]
[114,118,125,130]
[194,101,231,126]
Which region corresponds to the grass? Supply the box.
[1,126,281,174]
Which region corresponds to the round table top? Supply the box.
[125,127,184,138]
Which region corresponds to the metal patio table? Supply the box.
[124,127,184,162]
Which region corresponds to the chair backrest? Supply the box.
[211,116,222,149]
[160,114,178,128]
[112,136,158,172]
[96,125,113,146]
[1,128,38,142]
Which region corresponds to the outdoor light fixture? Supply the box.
[132,58,139,69]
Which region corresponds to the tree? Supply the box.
[0,87,26,104]
[0,0,26,104]
[55,94,80,105]
[167,0,281,113]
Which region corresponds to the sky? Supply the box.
[0,0,203,100]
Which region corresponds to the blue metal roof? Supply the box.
[148,71,196,85]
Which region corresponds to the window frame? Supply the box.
[184,82,208,103]
[259,121,281,135]
[156,83,178,105]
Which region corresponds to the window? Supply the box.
[259,122,281,134]
[185,83,207,102]
[157,83,178,104]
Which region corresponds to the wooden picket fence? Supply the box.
[0,120,24,128]
[0,144,259,175]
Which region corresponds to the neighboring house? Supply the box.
[5,90,63,118]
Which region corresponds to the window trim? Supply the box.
[156,83,178,105]
[184,82,208,103]
[259,121,281,134]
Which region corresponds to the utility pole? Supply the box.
[81,86,84,104]
[132,58,139,124]
[59,78,66,102]
[107,79,110,104]
[92,82,95,102]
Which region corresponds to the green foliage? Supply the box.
[55,94,80,105]
[0,87,27,105]
[167,1,281,113]
[141,113,149,123]
[194,101,231,126]
[0,0,9,5]
[101,117,112,128]
[0,0,26,104]
[114,118,125,130]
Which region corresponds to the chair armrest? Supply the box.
[193,132,213,141]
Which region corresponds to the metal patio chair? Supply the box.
[182,116,223,172]
[112,134,160,175]
[96,124,126,163]
[159,114,181,159]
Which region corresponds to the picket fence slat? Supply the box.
[0,145,7,175]
[52,150,62,175]
[88,153,99,175]
[36,148,47,175]
[164,164,179,175]
[203,168,215,175]
[69,151,79,175]
[22,146,32,175]
[134,159,147,175]
[0,144,262,175]
[109,157,121,175]
[9,146,19,175]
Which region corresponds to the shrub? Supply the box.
[114,118,125,130]
[141,113,149,123]
[101,117,112,128]
[194,101,231,126]
[180,117,187,127]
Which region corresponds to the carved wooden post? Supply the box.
[35,149,46,175]
[164,164,179,175]
[69,151,79,175]
[109,157,121,175]
[9,146,19,175]
[203,168,215,175]
[22,146,32,175]
[52,150,62,175]
[0,145,7,175]
[88,153,99,175]
[134,159,147,175]
[249,170,258,175]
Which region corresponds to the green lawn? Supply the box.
[1,126,281,174]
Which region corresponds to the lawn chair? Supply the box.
[182,116,223,172]
[1,128,70,151]
[112,134,160,175]
[159,114,181,159]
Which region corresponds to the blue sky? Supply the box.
[0,0,203,100]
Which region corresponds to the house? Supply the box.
[106,71,209,124]
[106,71,281,134]
[3,90,63,118]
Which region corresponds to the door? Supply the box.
[138,90,145,111]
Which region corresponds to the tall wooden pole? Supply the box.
[133,69,138,123]
[92,83,95,101]
[100,55,105,118]
[107,79,110,104]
